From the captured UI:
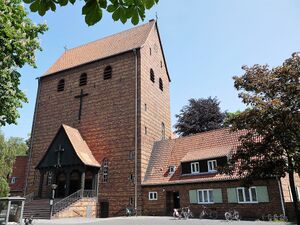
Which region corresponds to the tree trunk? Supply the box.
[287,162,300,225]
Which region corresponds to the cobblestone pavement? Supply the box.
[32,216,293,225]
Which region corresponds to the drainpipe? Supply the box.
[133,48,138,214]
[24,77,41,196]
[277,176,286,217]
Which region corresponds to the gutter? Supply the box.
[277,176,286,217]
[133,48,138,213]
[24,77,41,196]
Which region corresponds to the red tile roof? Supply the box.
[142,128,246,186]
[44,20,156,76]
[9,156,28,192]
[62,124,100,168]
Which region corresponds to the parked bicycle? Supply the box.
[181,206,193,219]
[173,208,182,219]
[199,205,218,219]
[224,209,239,221]
[125,206,136,216]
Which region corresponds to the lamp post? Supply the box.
[49,184,57,218]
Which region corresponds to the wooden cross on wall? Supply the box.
[75,89,88,120]
[55,145,64,167]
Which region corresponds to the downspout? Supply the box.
[24,77,41,196]
[133,48,138,214]
[277,176,286,217]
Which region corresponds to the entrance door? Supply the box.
[69,170,81,194]
[56,172,66,198]
[100,201,109,218]
[173,192,180,209]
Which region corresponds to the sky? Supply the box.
[2,0,300,139]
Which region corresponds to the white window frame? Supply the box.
[191,162,200,174]
[11,177,16,184]
[237,187,258,203]
[197,189,214,204]
[169,165,176,175]
[207,160,217,172]
[148,192,158,200]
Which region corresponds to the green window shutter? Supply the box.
[227,188,238,203]
[189,190,198,204]
[256,186,269,203]
[213,189,223,203]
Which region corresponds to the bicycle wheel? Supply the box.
[224,212,231,221]
[234,212,240,220]
[210,211,217,219]
[199,211,206,219]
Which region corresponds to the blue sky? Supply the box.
[2,0,300,138]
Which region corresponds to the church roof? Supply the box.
[142,128,247,186]
[62,124,100,168]
[44,20,156,76]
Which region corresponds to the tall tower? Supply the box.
[25,20,171,216]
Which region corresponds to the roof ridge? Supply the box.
[66,20,155,53]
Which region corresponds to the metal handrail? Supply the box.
[53,189,96,214]
[24,192,35,203]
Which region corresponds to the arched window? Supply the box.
[161,122,165,140]
[150,69,155,83]
[57,79,65,92]
[103,66,112,80]
[79,73,87,86]
[102,158,109,183]
[159,78,163,91]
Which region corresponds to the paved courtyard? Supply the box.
[32,216,293,225]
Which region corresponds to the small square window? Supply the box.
[169,166,176,175]
[149,192,157,200]
[11,177,16,184]
[191,162,200,174]
[197,189,214,204]
[208,160,217,172]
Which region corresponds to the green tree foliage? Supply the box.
[221,53,300,224]
[0,131,28,197]
[175,97,225,136]
[24,0,159,26]
[223,110,242,127]
[0,0,47,127]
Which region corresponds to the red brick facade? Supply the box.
[26,21,171,217]
[142,179,284,219]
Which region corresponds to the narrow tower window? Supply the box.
[150,69,155,83]
[79,73,87,86]
[159,78,163,91]
[161,122,165,140]
[102,158,109,183]
[103,66,112,80]
[57,79,65,92]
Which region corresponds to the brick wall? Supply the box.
[142,179,283,219]
[27,51,137,216]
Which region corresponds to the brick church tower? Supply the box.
[25,20,171,217]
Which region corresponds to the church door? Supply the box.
[69,170,81,194]
[56,172,66,198]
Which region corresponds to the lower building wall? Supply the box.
[142,179,283,220]
[53,198,97,218]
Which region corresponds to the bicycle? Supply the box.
[199,205,218,219]
[181,206,193,219]
[125,206,136,216]
[224,209,239,221]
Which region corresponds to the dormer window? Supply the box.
[169,165,176,175]
[208,160,217,172]
[191,162,200,174]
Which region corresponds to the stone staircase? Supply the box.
[23,199,52,219]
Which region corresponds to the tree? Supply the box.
[175,97,225,136]
[7,137,28,156]
[223,110,242,128]
[0,0,47,127]
[0,132,17,197]
[221,53,300,224]
[24,0,159,26]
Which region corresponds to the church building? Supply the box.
[24,20,300,220]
